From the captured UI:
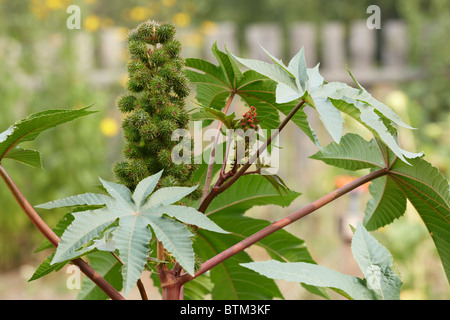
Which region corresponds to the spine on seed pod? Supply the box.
[114,20,199,197]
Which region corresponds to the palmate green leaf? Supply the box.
[313,82,422,164]
[212,42,243,88]
[234,48,334,142]
[183,273,214,300]
[36,171,228,296]
[144,184,200,208]
[30,226,117,284]
[0,107,95,164]
[4,147,42,169]
[364,175,407,231]
[28,252,67,282]
[35,193,115,210]
[234,72,281,130]
[235,71,320,146]
[388,156,450,282]
[35,212,75,253]
[242,223,401,300]
[241,260,375,300]
[346,68,413,130]
[190,106,237,129]
[288,47,308,91]
[267,46,310,104]
[311,133,450,282]
[314,98,344,143]
[186,44,320,148]
[232,46,421,161]
[203,175,301,216]
[230,52,297,91]
[185,42,237,112]
[131,170,162,208]
[351,222,402,300]
[310,133,386,171]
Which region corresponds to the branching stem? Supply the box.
[198,99,306,213]
[181,167,388,284]
[201,92,236,201]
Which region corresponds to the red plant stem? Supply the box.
[198,99,306,213]
[201,92,236,201]
[0,164,125,301]
[181,167,388,284]
[157,241,184,300]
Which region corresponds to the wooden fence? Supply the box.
[0,19,420,91]
[201,20,420,85]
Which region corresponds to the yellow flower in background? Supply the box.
[201,20,218,36]
[30,0,72,19]
[162,0,177,7]
[46,0,64,10]
[119,74,129,88]
[101,17,115,29]
[84,14,101,32]
[129,6,152,21]
[29,0,49,20]
[173,12,190,27]
[100,117,120,137]
[117,27,129,42]
[180,32,204,47]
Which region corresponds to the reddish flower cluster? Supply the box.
[240,106,259,130]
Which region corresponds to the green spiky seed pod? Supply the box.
[127,59,146,75]
[128,40,148,61]
[157,119,178,139]
[136,20,157,44]
[149,49,167,67]
[117,94,137,113]
[156,148,173,169]
[159,175,178,188]
[155,23,176,43]
[113,161,135,188]
[164,40,182,58]
[114,20,198,196]
[140,121,159,140]
[127,76,145,93]
[127,159,149,182]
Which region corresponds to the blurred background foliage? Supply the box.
[0,0,448,299]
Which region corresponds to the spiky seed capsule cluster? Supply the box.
[240,106,260,130]
[114,20,199,196]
